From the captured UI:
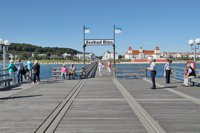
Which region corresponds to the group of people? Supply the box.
[5,57,196,87]
[4,58,40,84]
[61,63,76,80]
[98,60,112,76]
[147,57,196,89]
[147,57,174,89]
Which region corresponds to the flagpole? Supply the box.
[83,25,86,65]
[113,25,116,76]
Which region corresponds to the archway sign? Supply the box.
[83,25,121,73]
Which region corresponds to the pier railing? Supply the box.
[81,61,98,79]
[114,66,147,79]
[0,69,15,87]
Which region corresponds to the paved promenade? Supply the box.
[0,74,200,132]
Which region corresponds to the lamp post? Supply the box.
[0,39,10,68]
[188,38,200,61]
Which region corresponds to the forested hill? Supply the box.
[8,43,81,59]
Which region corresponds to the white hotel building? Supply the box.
[124,46,161,60]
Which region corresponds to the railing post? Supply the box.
[145,67,147,77]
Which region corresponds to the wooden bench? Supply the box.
[116,73,125,77]
[52,67,82,80]
[115,66,147,79]
[0,73,12,87]
[0,78,12,86]
[190,75,200,86]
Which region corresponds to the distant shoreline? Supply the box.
[120,61,198,64]
[37,60,199,65]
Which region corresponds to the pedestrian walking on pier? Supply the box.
[164,59,172,84]
[147,57,157,89]
[107,60,112,74]
[98,61,103,76]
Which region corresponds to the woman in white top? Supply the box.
[164,59,172,84]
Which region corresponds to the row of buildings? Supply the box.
[102,46,199,61]
[31,46,198,61]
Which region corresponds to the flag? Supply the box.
[115,27,122,34]
[84,27,90,33]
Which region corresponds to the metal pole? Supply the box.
[3,46,6,69]
[113,25,116,77]
[83,46,85,65]
[113,25,116,68]
[194,45,196,62]
[83,25,86,65]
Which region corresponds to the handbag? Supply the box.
[13,65,17,72]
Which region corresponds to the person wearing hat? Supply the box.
[147,57,157,89]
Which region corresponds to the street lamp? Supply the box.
[0,38,10,68]
[188,38,200,61]
[0,39,4,50]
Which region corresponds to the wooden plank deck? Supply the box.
[0,76,200,132]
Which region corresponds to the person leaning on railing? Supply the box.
[4,60,17,84]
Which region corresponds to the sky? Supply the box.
[0,0,200,56]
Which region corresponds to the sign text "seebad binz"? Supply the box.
[85,39,115,46]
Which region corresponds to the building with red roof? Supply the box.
[125,46,161,60]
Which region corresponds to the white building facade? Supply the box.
[102,51,118,60]
[124,46,161,60]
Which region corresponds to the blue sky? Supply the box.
[0,0,200,56]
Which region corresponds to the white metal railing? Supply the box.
[113,66,147,79]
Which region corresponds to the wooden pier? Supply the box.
[1,72,200,132]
